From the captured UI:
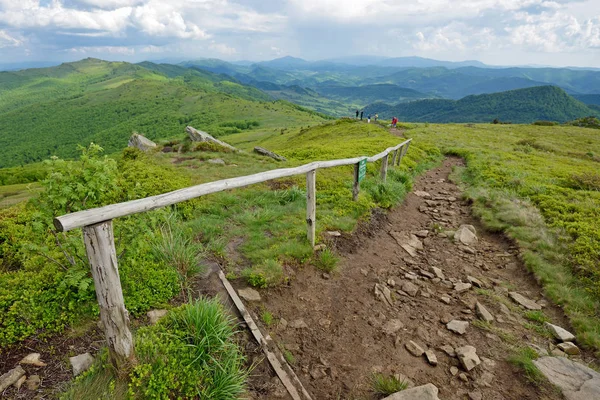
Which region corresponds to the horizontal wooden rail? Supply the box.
[54,139,412,232]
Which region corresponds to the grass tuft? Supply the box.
[315,248,339,272]
[508,347,544,385]
[370,373,409,397]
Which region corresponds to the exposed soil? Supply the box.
[244,157,593,399]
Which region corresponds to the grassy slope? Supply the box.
[0,59,325,168]
[365,86,599,123]
[406,123,600,351]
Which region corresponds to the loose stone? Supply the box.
[405,340,425,357]
[545,322,576,342]
[446,320,469,335]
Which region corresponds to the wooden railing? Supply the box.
[54,138,412,369]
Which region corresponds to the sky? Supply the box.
[0,0,599,67]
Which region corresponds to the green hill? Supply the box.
[314,84,435,105]
[0,59,326,168]
[364,86,599,123]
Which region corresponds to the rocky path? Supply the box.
[248,157,595,399]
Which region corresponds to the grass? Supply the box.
[62,299,248,399]
[261,310,274,326]
[508,347,544,385]
[315,248,339,272]
[471,320,518,344]
[370,373,409,397]
[0,182,41,209]
[407,123,600,354]
[524,310,550,324]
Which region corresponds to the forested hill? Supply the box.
[364,86,600,123]
[0,58,326,168]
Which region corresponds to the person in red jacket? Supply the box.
[392,117,398,128]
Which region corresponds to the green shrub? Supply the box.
[315,248,339,272]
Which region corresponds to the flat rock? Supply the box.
[425,350,438,366]
[382,319,405,335]
[440,295,451,304]
[13,375,26,389]
[450,366,459,376]
[447,320,469,335]
[454,282,472,293]
[70,353,94,377]
[545,322,576,342]
[405,340,425,357]
[534,356,600,400]
[253,146,287,161]
[414,190,432,198]
[509,292,542,310]
[128,132,157,152]
[238,288,261,302]
[475,302,494,323]
[375,283,394,306]
[467,275,484,288]
[289,319,308,329]
[25,375,41,391]
[20,352,47,367]
[431,266,445,280]
[382,383,440,400]
[0,365,26,392]
[400,280,419,297]
[455,225,478,246]
[415,230,429,238]
[440,344,456,357]
[390,231,423,257]
[558,342,581,355]
[147,309,168,325]
[208,158,226,164]
[456,345,481,371]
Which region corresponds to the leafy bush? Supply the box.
[532,120,558,126]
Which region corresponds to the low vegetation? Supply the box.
[370,373,408,397]
[63,299,248,399]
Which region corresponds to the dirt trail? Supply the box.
[248,157,585,399]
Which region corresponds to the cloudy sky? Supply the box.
[0,0,599,67]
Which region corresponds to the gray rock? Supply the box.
[450,366,459,376]
[147,309,168,325]
[459,373,469,382]
[419,269,435,279]
[253,146,287,161]
[454,282,472,293]
[382,383,440,400]
[455,225,478,246]
[400,281,419,297]
[414,190,432,198]
[468,391,483,400]
[425,350,438,366]
[475,302,494,323]
[415,230,429,238]
[382,319,405,335]
[431,266,445,280]
[20,352,47,367]
[128,132,157,152]
[13,375,26,389]
[405,340,425,357]
[375,283,394,306]
[326,230,341,237]
[447,320,469,335]
[0,365,25,392]
[186,126,238,151]
[499,303,511,315]
[390,231,423,257]
[289,319,308,329]
[70,353,94,377]
[528,343,549,356]
[456,345,481,371]
[440,344,456,357]
[558,342,581,355]
[534,356,600,400]
[238,288,261,302]
[467,275,484,288]
[25,375,41,391]
[509,292,542,310]
[208,158,226,164]
[545,322,576,342]
[440,295,451,304]
[278,318,288,330]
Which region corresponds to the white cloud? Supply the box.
[0,29,22,47]
[209,41,236,55]
[68,45,135,55]
[130,2,208,39]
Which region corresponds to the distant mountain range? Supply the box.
[363,86,599,123]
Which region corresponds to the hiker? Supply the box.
[374,114,378,122]
[355,110,359,119]
[367,114,371,123]
[360,111,363,120]
[392,117,397,128]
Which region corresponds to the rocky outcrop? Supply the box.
[254,146,287,161]
[128,132,157,152]
[534,357,600,400]
[185,126,238,152]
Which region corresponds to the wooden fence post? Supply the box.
[83,221,135,371]
[306,170,316,247]
[380,154,389,182]
[391,149,399,166]
[397,142,410,166]
[352,163,360,201]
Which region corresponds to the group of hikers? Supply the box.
[355,109,399,127]
[355,110,377,123]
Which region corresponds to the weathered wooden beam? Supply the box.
[391,149,399,166]
[306,169,316,247]
[83,221,135,371]
[55,139,412,232]
[380,154,389,182]
[397,141,411,166]
[352,163,360,201]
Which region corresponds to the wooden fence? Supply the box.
[54,138,412,369]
